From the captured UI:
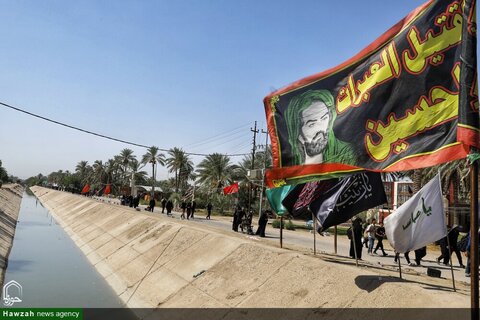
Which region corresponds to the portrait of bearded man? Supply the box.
[284,89,356,166]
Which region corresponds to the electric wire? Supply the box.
[188,132,251,153]
[0,101,249,157]
[182,123,251,148]
[185,130,250,150]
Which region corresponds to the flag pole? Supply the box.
[334,225,338,254]
[351,220,358,267]
[469,159,479,320]
[397,254,402,279]
[280,216,283,248]
[313,211,317,255]
[445,228,456,292]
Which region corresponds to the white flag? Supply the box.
[384,174,446,254]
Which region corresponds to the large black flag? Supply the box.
[282,172,387,230]
[282,179,337,219]
[312,172,387,232]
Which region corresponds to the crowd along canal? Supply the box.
[2,191,124,308]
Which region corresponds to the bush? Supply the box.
[272,219,295,230]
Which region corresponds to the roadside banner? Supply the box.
[263,0,478,188]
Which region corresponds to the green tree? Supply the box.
[129,159,148,188]
[75,160,92,184]
[141,146,165,196]
[117,148,137,188]
[196,153,237,193]
[166,147,194,193]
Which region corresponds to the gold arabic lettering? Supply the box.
[365,65,460,162]
[336,42,400,114]
[402,2,463,74]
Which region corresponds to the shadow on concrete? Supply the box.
[354,275,404,293]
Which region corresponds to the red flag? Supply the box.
[81,184,90,194]
[104,184,111,195]
[223,182,239,195]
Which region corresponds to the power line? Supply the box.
[0,101,249,157]
[183,123,251,148]
[189,132,251,152]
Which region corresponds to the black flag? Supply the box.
[307,172,387,232]
[282,179,337,219]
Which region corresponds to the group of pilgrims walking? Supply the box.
[348,217,472,276]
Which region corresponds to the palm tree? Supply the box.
[166,147,194,193]
[117,149,136,186]
[92,160,106,188]
[129,159,149,188]
[75,160,92,184]
[196,153,237,192]
[141,146,165,196]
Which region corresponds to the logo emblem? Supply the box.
[2,280,22,306]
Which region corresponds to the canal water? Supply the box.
[2,192,125,308]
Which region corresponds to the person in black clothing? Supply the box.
[448,225,465,268]
[255,210,269,237]
[181,201,186,219]
[128,195,134,207]
[349,218,363,260]
[161,198,167,214]
[148,198,156,212]
[166,199,174,216]
[206,202,213,220]
[373,222,387,256]
[186,202,192,219]
[414,246,427,266]
[191,200,196,219]
[232,205,240,232]
[437,235,450,265]
[133,195,140,209]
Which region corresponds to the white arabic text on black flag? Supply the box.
[308,172,387,232]
[384,174,446,254]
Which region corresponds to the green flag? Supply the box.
[266,185,294,216]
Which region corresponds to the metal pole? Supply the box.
[445,229,456,292]
[248,121,259,212]
[258,129,269,218]
[313,211,316,255]
[334,225,338,254]
[469,160,479,320]
[280,216,283,248]
[351,220,358,267]
[397,255,402,279]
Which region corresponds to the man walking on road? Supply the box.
[373,222,387,256]
[366,219,377,255]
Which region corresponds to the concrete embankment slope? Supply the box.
[31,186,468,312]
[0,184,24,287]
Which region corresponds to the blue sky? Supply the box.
[0,0,429,179]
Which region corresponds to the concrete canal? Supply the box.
[2,191,124,308]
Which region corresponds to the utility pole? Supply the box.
[258,129,269,217]
[248,121,258,211]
